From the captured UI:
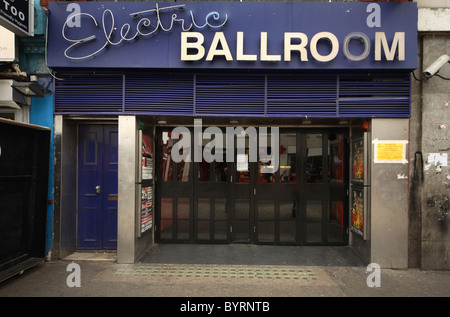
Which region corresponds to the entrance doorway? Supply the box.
[155,128,348,246]
[77,124,118,249]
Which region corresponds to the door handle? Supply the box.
[96,185,101,195]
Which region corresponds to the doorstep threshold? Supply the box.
[64,250,117,262]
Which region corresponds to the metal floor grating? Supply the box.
[114,265,318,280]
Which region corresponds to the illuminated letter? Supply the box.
[181,32,205,61]
[260,32,281,62]
[343,32,371,62]
[284,32,309,61]
[366,3,381,28]
[375,32,405,61]
[62,13,107,60]
[206,32,233,61]
[236,32,257,61]
[310,32,339,62]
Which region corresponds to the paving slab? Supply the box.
[0,245,449,302]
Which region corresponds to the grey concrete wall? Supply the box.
[52,115,78,260]
[117,116,155,264]
[409,37,423,269]
[370,119,410,269]
[117,116,137,263]
[419,35,450,270]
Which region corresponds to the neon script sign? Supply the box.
[62,3,228,60]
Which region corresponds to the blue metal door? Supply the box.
[78,124,118,249]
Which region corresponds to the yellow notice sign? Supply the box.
[373,140,408,164]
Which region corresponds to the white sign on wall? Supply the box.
[0,26,16,61]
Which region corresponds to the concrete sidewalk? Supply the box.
[0,245,449,298]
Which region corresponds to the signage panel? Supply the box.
[47,1,417,70]
[0,0,34,37]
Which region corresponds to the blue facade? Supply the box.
[29,94,54,255]
[19,1,54,256]
[47,1,418,263]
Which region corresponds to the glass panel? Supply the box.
[178,161,190,182]
[160,132,173,182]
[197,198,210,240]
[236,158,250,182]
[166,132,190,182]
[234,200,250,241]
[258,161,275,183]
[257,200,275,242]
[329,133,345,184]
[141,133,153,180]
[306,134,323,183]
[177,198,190,240]
[280,133,296,184]
[214,198,227,240]
[214,161,228,182]
[160,198,173,239]
[215,198,227,221]
[328,201,345,243]
[235,200,249,220]
[201,130,226,182]
[236,134,251,183]
[306,201,322,243]
[198,198,210,220]
[214,221,227,240]
[258,131,275,183]
[197,221,210,240]
[279,201,296,242]
[198,160,210,181]
[352,138,365,183]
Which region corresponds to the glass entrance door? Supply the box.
[194,139,231,243]
[254,131,298,244]
[302,132,348,245]
[157,129,193,242]
[155,127,348,245]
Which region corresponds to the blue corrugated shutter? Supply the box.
[195,75,265,116]
[338,74,411,117]
[54,72,411,118]
[125,74,194,115]
[267,75,337,117]
[54,76,123,113]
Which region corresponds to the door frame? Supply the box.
[77,122,118,250]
